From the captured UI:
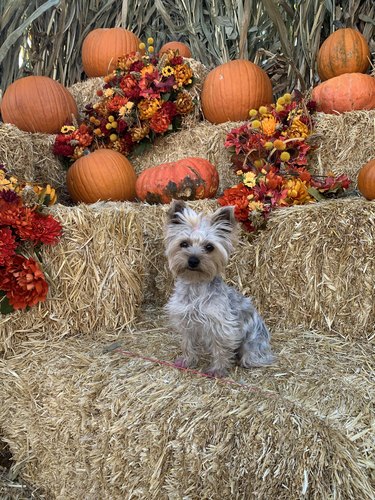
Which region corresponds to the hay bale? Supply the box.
[240,198,375,340]
[310,110,375,184]
[0,329,373,499]
[68,77,103,120]
[0,123,68,204]
[0,124,34,180]
[0,203,144,356]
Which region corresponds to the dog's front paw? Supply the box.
[174,357,189,369]
[205,367,228,378]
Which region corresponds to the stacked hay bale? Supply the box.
[1,55,375,499]
[0,333,374,499]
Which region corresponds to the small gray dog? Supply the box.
[165,200,275,378]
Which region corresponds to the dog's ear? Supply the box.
[167,199,186,224]
[210,206,236,231]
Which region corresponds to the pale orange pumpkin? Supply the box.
[159,41,192,58]
[311,73,375,114]
[357,159,375,200]
[66,149,137,204]
[1,76,78,134]
[201,59,273,124]
[82,27,141,77]
[317,28,370,81]
[135,157,219,204]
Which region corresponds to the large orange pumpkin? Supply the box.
[317,28,370,81]
[66,149,137,204]
[201,59,273,124]
[159,41,192,58]
[1,76,78,134]
[135,157,219,204]
[82,27,141,77]
[357,159,375,200]
[311,73,375,114]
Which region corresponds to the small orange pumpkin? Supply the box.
[317,28,370,81]
[82,27,141,77]
[311,73,375,114]
[357,159,375,200]
[159,41,192,58]
[201,59,273,124]
[66,149,137,204]
[135,157,219,204]
[1,76,78,134]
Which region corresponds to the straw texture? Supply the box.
[242,198,375,340]
[0,203,144,356]
[0,323,373,499]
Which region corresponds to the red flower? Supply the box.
[0,227,17,265]
[30,212,63,245]
[149,108,171,134]
[0,255,48,310]
[218,184,250,222]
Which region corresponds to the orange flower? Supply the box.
[0,255,48,310]
[261,115,277,136]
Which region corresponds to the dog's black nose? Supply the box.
[188,256,200,269]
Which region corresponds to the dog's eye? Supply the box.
[180,241,189,248]
[205,244,214,253]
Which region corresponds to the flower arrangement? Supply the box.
[218,91,352,232]
[53,38,195,163]
[0,166,62,314]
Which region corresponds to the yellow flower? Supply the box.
[141,64,155,76]
[251,120,261,129]
[109,133,118,142]
[249,109,258,117]
[248,200,264,212]
[108,115,115,123]
[273,139,286,150]
[61,125,76,133]
[280,151,290,162]
[139,42,146,50]
[258,106,268,115]
[284,178,314,205]
[243,171,257,188]
[104,88,114,97]
[148,46,154,53]
[137,98,161,120]
[105,123,112,130]
[275,104,284,112]
[284,117,309,139]
[162,65,175,77]
[283,93,292,103]
[264,141,274,150]
[254,160,264,169]
[173,64,193,86]
[147,37,154,45]
[277,96,286,106]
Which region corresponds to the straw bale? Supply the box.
[67,77,103,120]
[0,203,144,356]
[0,124,34,180]
[0,326,373,499]
[238,197,375,340]
[131,121,241,194]
[310,110,375,184]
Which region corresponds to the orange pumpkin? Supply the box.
[159,41,192,58]
[82,27,141,77]
[1,76,78,134]
[135,157,219,204]
[311,73,375,114]
[66,149,137,204]
[317,28,370,81]
[201,59,273,124]
[357,159,375,200]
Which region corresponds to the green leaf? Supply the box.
[307,186,325,201]
[0,291,14,315]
